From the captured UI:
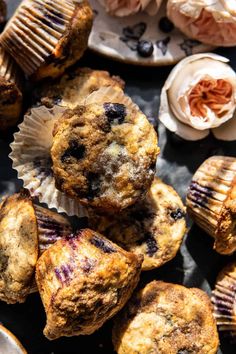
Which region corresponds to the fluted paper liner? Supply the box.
[84,86,140,112]
[10,105,88,216]
[0,46,22,87]
[34,204,72,253]
[211,262,236,336]
[187,156,236,254]
[10,86,139,215]
[1,0,75,76]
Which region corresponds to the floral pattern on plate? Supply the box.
[88,0,214,66]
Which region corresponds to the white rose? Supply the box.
[159,53,236,141]
[167,0,236,47]
[98,0,162,16]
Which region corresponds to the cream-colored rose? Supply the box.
[159,53,236,141]
[98,0,162,16]
[167,0,236,46]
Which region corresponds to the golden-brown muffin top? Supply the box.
[113,280,219,354]
[37,67,125,109]
[51,101,159,211]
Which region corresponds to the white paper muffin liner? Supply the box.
[9,87,148,217]
[10,87,140,216]
[84,86,140,112]
[10,105,88,216]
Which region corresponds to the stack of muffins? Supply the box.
[0,1,228,353]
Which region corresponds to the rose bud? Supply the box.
[159,53,236,141]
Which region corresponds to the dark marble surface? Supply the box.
[0,1,236,354]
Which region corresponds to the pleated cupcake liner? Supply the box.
[10,104,88,216]
[34,204,72,253]
[211,262,236,334]
[10,87,136,216]
[0,0,75,76]
[84,86,140,113]
[0,45,22,86]
[187,156,236,240]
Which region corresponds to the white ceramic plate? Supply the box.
[0,325,27,354]
[88,0,214,66]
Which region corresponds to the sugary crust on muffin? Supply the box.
[0,0,93,80]
[113,280,219,354]
[0,192,38,304]
[35,67,125,109]
[187,156,236,255]
[0,46,23,130]
[51,103,159,211]
[36,229,143,340]
[89,177,186,270]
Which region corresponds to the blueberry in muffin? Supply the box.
[51,89,159,211]
[89,177,186,270]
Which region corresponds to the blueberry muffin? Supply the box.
[113,281,219,354]
[211,262,236,338]
[187,156,236,255]
[0,46,23,130]
[51,90,159,211]
[0,192,38,304]
[89,177,186,270]
[36,229,143,340]
[0,0,93,80]
[35,67,125,109]
[0,191,71,304]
